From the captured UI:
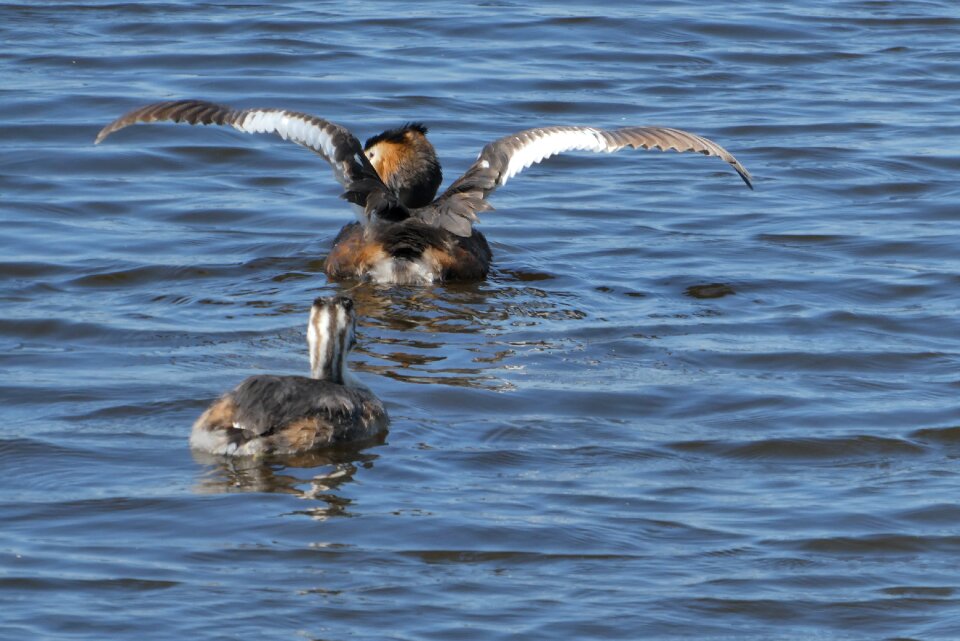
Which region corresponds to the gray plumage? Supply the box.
[223,375,382,449]
[230,375,375,438]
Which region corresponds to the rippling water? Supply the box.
[3,2,960,639]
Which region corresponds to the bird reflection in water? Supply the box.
[341,273,584,391]
[192,437,385,520]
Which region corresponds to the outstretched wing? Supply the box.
[95,99,407,223]
[424,125,753,237]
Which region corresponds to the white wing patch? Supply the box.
[234,110,339,161]
[501,128,608,185]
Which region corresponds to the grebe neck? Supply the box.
[308,298,357,386]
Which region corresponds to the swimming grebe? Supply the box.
[96,99,753,284]
[190,295,387,457]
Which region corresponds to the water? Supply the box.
[3,1,960,639]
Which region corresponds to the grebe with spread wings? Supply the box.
[97,100,752,284]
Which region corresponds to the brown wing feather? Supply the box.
[95,99,406,223]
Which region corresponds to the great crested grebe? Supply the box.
[190,296,387,457]
[96,99,753,284]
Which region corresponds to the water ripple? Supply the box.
[2,2,959,640]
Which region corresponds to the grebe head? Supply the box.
[307,295,358,385]
[364,123,442,209]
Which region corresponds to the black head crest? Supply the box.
[364,123,430,150]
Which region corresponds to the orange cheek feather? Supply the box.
[371,142,407,185]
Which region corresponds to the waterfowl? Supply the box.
[96,99,752,284]
[190,295,387,457]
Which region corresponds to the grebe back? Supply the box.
[190,296,387,457]
[97,99,752,284]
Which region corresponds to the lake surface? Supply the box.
[3,1,960,639]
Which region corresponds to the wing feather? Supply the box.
[424,124,752,236]
[95,99,406,223]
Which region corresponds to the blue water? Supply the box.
[2,2,960,639]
